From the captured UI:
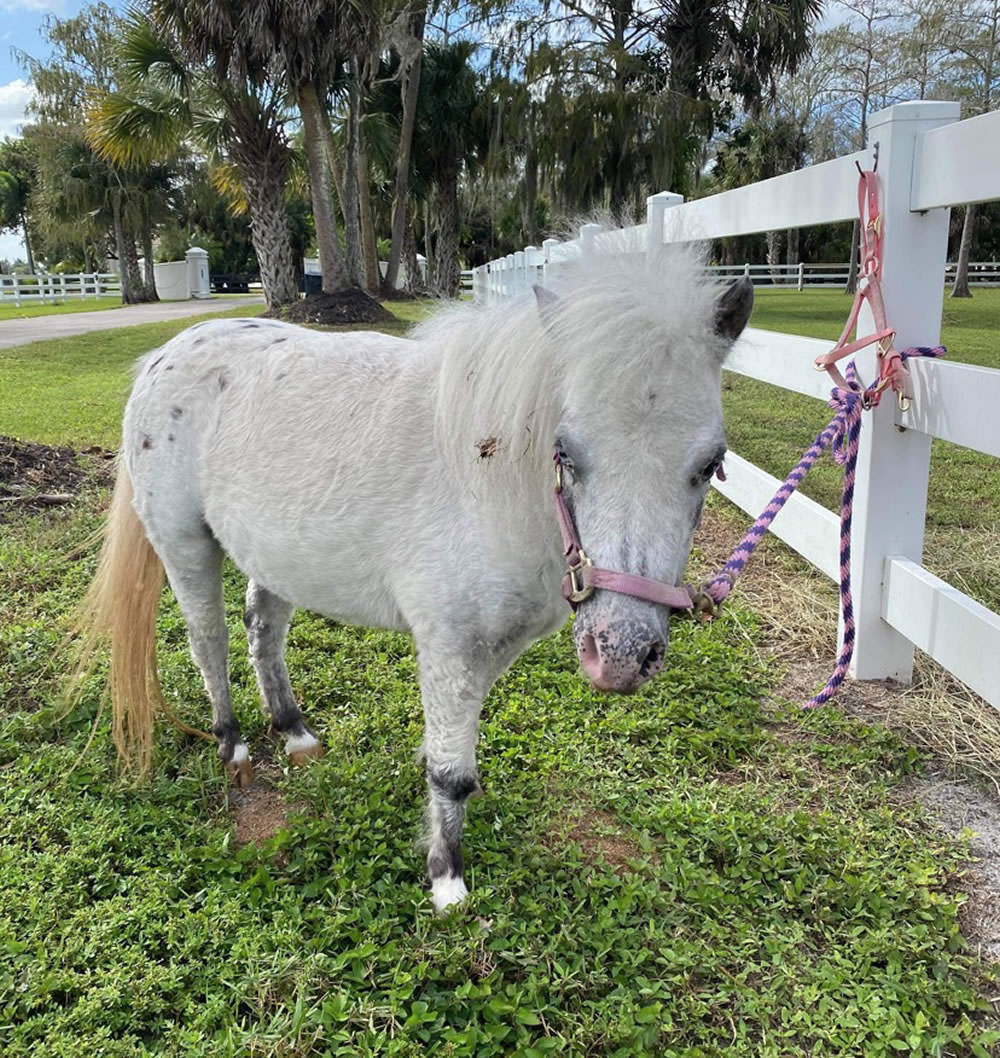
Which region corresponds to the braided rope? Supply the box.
[702,345,945,708]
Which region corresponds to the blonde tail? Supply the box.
[72,461,166,777]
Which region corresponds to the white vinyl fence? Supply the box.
[0,272,121,306]
[474,100,1000,710]
[711,261,1000,288]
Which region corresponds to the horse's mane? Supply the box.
[411,241,718,489]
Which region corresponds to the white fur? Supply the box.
[230,744,249,765]
[120,248,746,901]
[284,730,320,755]
[432,874,469,912]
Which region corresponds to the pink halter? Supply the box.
[552,448,696,612]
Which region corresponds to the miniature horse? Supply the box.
[77,249,752,910]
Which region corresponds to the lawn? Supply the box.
[0,292,998,1056]
[0,296,124,321]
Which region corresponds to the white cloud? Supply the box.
[0,78,35,138]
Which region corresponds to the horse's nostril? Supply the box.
[639,642,664,678]
[579,633,599,669]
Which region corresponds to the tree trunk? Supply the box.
[845,218,860,294]
[403,203,421,294]
[122,213,153,303]
[111,188,137,305]
[432,173,460,297]
[343,58,364,288]
[20,213,35,275]
[384,3,427,293]
[765,230,781,284]
[950,203,977,299]
[140,203,158,302]
[228,106,299,310]
[358,137,379,294]
[298,80,350,295]
[786,228,799,267]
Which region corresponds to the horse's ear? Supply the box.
[714,276,754,344]
[533,284,560,327]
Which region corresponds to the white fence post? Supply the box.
[849,100,960,683]
[580,223,603,255]
[645,191,684,254]
[797,261,805,291]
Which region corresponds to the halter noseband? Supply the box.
[552,448,699,613]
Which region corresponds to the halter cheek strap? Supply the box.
[553,449,696,612]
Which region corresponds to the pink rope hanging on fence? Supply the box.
[698,160,946,707]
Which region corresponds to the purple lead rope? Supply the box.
[701,346,945,708]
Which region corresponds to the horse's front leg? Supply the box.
[418,647,495,912]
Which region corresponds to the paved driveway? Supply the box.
[0,296,266,350]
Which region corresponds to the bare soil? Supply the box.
[0,436,114,519]
[269,289,394,326]
[230,779,296,846]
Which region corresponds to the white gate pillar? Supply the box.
[850,100,959,682]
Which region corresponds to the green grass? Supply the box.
[0,291,998,1054]
[0,296,124,320]
[731,288,1000,612]
[1,489,997,1056]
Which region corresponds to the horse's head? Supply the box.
[543,272,753,694]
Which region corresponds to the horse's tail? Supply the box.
[72,460,165,777]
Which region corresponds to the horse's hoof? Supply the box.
[288,743,325,767]
[226,757,255,788]
[431,875,469,913]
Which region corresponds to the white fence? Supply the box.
[0,272,121,306]
[473,100,1000,710]
[710,261,1000,288]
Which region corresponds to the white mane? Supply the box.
[412,243,721,487]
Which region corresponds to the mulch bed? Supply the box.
[269,289,394,326]
[0,436,114,519]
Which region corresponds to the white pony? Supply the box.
[77,248,752,910]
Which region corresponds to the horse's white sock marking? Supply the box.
[285,731,321,755]
[231,743,250,765]
[431,875,469,912]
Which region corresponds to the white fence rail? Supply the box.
[0,272,121,306]
[474,99,1000,710]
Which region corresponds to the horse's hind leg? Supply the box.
[159,537,252,787]
[244,581,323,764]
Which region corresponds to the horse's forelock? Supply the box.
[416,244,720,484]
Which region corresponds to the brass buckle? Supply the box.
[554,460,564,491]
[688,591,718,621]
[566,549,594,603]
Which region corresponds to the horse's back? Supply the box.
[124,317,434,628]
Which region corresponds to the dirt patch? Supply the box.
[268,289,394,326]
[557,808,653,872]
[0,436,114,518]
[229,777,299,846]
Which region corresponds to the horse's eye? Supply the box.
[689,459,720,488]
[555,440,577,482]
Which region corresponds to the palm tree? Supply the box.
[413,41,485,296]
[90,10,300,309]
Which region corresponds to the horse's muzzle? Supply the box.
[576,623,666,694]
